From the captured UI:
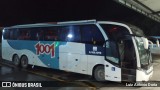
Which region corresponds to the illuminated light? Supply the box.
[2,30,5,33]
[55,42,60,47]
[67,34,73,38]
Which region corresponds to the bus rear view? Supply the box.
[2,20,153,82]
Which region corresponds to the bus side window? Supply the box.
[81,25,105,46]
[59,27,69,41]
[18,29,31,40]
[92,26,105,46]
[10,29,19,40]
[81,25,92,44]
[72,26,81,42]
[44,27,58,41]
[3,29,10,40]
[36,30,44,41]
[22,27,44,41]
[18,30,23,40]
[59,26,81,42]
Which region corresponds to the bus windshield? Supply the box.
[100,24,137,69]
[100,24,151,69]
[129,26,151,67]
[134,37,151,66]
[130,27,151,68]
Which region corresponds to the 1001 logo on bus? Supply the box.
[35,42,55,58]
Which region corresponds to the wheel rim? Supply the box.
[14,56,19,65]
[97,69,105,80]
[21,56,28,67]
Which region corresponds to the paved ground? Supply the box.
[99,54,160,90]
[0,55,160,90]
[0,61,93,90]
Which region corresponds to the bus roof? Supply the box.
[7,20,96,29]
[5,19,132,29]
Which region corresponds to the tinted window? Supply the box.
[34,29,44,40]
[18,28,31,40]
[101,24,130,41]
[81,25,105,46]
[18,28,44,41]
[10,29,19,40]
[3,29,10,39]
[6,27,59,41]
[44,27,59,41]
[59,25,81,42]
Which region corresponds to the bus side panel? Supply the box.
[136,66,153,81]
[87,55,105,75]
[6,40,66,69]
[4,40,89,74]
[59,42,88,74]
[85,44,105,75]
[2,40,12,61]
[2,40,48,67]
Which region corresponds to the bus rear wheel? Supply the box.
[20,56,28,69]
[94,66,105,81]
[13,55,20,66]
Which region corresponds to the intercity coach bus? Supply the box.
[2,20,153,82]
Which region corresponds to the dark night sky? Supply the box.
[0,0,160,35]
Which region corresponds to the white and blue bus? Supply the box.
[2,20,153,82]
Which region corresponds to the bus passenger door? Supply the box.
[104,41,121,82]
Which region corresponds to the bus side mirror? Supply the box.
[141,37,149,49]
[148,40,153,48]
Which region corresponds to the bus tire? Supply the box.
[13,54,20,66]
[94,66,105,81]
[20,56,28,68]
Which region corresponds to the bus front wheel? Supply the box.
[13,55,20,66]
[20,56,28,68]
[94,66,105,81]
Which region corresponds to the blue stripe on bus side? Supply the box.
[7,40,67,69]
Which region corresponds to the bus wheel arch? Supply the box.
[12,54,20,66]
[92,64,105,81]
[20,55,28,68]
